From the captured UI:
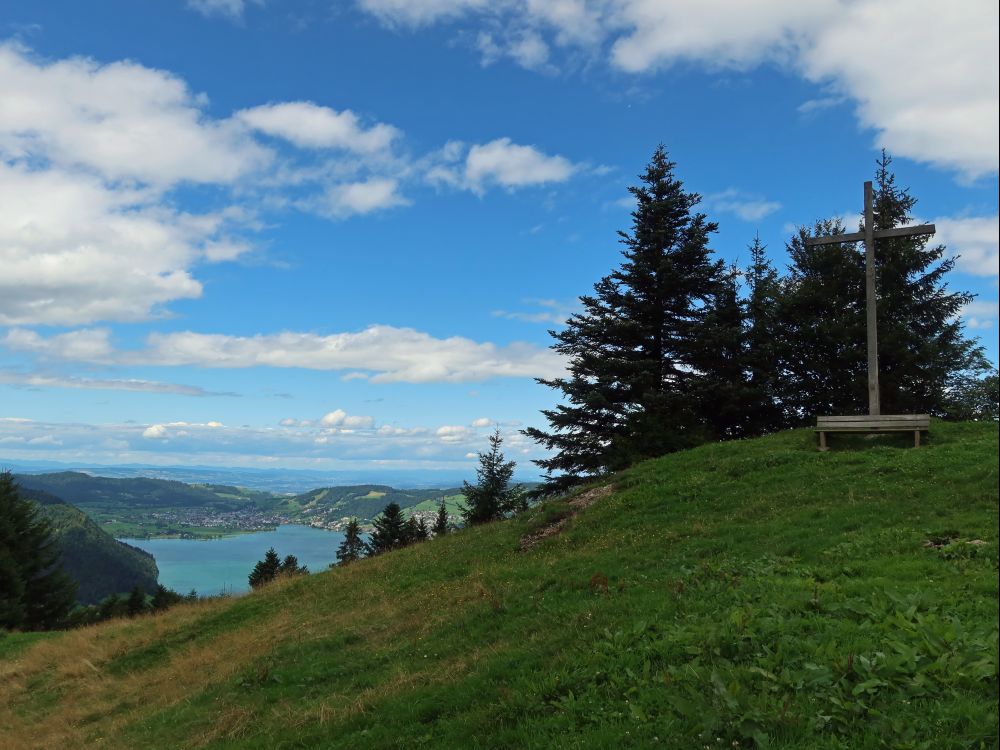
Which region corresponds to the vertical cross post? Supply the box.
[863,181,879,416]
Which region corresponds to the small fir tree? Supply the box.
[248,547,282,589]
[335,518,367,565]
[742,235,787,434]
[150,584,183,612]
[368,502,407,554]
[462,429,523,525]
[432,499,450,536]
[279,554,307,576]
[126,585,147,618]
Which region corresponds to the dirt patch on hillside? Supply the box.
[518,485,613,553]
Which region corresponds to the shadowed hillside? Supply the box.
[19,487,159,605]
[1,421,996,749]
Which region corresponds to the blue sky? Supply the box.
[1,0,997,476]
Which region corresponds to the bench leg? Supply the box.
[914,430,920,448]
[818,431,828,451]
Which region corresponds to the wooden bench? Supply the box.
[815,414,930,451]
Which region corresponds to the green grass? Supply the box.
[2,421,997,749]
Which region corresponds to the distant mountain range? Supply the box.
[4,458,542,493]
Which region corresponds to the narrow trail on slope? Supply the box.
[518,485,613,553]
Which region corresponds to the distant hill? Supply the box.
[20,487,159,605]
[270,484,464,524]
[15,472,242,509]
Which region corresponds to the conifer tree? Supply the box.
[694,265,750,440]
[432,500,450,536]
[780,153,986,418]
[368,502,406,554]
[0,471,76,629]
[742,235,787,434]
[279,554,307,576]
[462,429,522,524]
[335,518,367,565]
[869,152,986,414]
[126,585,147,617]
[524,146,723,492]
[248,547,282,589]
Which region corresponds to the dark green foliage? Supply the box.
[335,518,367,565]
[461,429,524,525]
[780,153,986,420]
[150,584,184,612]
[943,372,999,421]
[248,548,282,589]
[525,146,723,493]
[368,503,407,555]
[0,471,77,630]
[13,472,232,508]
[403,515,429,544]
[19,486,158,605]
[432,500,450,536]
[742,234,787,434]
[280,555,307,576]
[98,593,127,621]
[126,586,148,618]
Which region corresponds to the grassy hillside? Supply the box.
[1,422,996,749]
[21,488,159,604]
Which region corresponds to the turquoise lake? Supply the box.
[120,525,347,597]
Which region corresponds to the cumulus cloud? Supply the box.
[314,178,410,218]
[142,424,168,439]
[428,138,578,194]
[3,325,565,383]
[358,0,998,178]
[470,417,492,427]
[319,409,374,428]
[934,215,999,277]
[236,102,400,153]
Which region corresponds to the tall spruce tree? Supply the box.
[780,153,986,419]
[742,235,787,434]
[524,146,723,492]
[368,502,406,554]
[335,518,367,565]
[0,471,76,630]
[461,429,522,525]
[869,152,987,414]
[778,218,867,420]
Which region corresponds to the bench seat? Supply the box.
[814,414,930,450]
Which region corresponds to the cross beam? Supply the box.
[804,180,935,416]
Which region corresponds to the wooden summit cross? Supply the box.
[806,180,935,449]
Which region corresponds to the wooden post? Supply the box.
[864,181,880,416]
[914,430,920,448]
[818,431,828,451]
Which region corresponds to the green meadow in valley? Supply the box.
[1,421,997,749]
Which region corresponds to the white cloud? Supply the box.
[436,425,471,442]
[470,417,492,427]
[188,0,263,19]
[142,424,168,439]
[961,300,999,330]
[492,297,579,325]
[358,0,998,178]
[0,43,270,185]
[705,189,782,222]
[428,138,578,194]
[315,178,409,218]
[0,371,233,397]
[2,325,566,383]
[465,138,576,192]
[934,215,999,277]
[237,102,400,153]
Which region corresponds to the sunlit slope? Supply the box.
[2,421,997,749]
